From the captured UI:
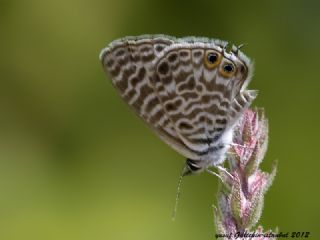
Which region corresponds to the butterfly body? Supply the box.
[100,35,257,175]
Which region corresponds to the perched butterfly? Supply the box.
[100,35,257,176]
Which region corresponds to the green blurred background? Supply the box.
[1,0,320,239]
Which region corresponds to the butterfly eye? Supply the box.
[220,62,236,77]
[205,52,221,69]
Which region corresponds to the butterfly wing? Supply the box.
[153,40,257,160]
[100,35,256,165]
[100,35,199,160]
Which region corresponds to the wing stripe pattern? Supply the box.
[101,36,200,159]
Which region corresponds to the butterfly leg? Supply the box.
[205,169,224,182]
[216,165,234,180]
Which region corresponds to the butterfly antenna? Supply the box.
[171,167,184,221]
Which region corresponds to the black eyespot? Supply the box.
[224,64,234,73]
[207,53,218,64]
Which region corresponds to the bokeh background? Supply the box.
[1,0,320,239]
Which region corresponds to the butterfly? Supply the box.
[100,35,257,176]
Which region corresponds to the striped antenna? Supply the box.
[171,166,185,221]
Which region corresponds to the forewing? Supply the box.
[100,35,199,159]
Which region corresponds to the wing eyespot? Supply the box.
[204,51,221,69]
[220,62,236,78]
